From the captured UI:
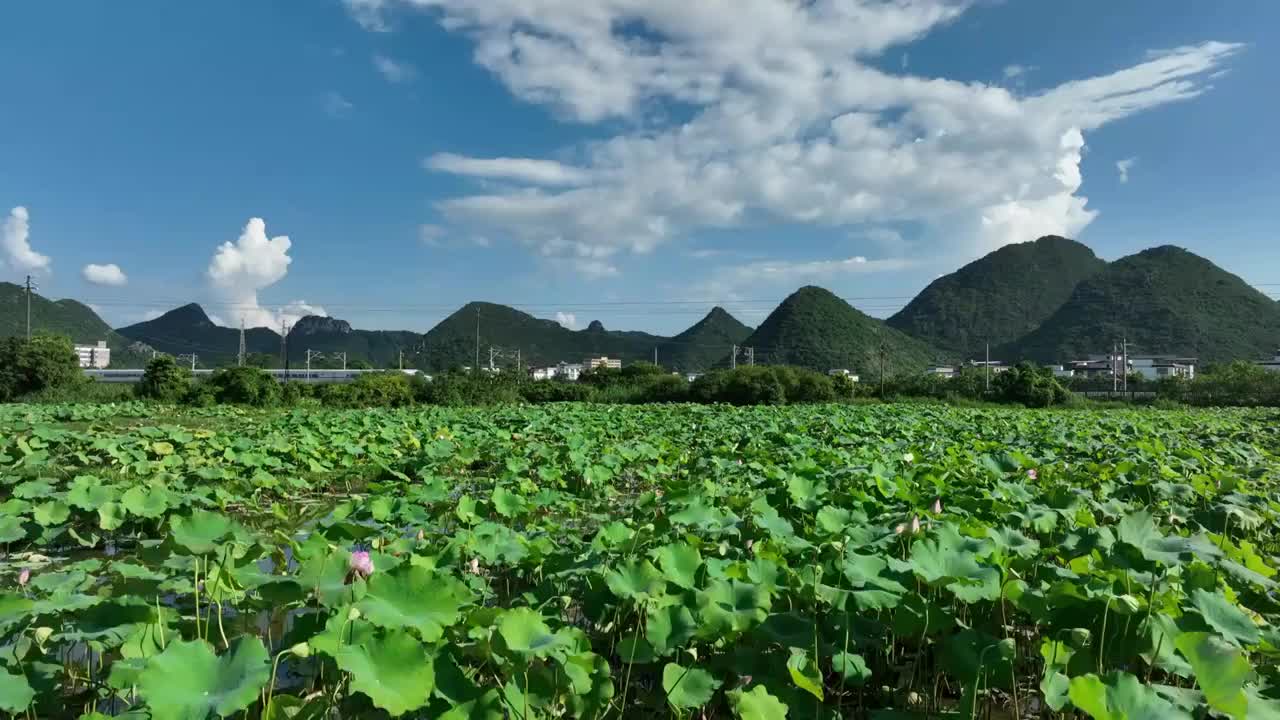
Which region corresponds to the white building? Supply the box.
[926,365,957,379]
[531,362,584,381]
[1046,365,1075,378]
[1129,355,1196,381]
[966,360,1011,374]
[586,356,622,370]
[1258,350,1280,373]
[74,341,111,369]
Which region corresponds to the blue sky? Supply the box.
[2,1,1277,335]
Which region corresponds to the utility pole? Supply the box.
[306,350,326,379]
[24,275,37,340]
[333,352,347,371]
[985,342,990,393]
[399,349,404,371]
[879,341,887,398]
[654,346,658,367]
[1112,342,1118,393]
[516,349,521,375]
[731,344,737,370]
[1122,337,1129,393]
[474,307,481,375]
[238,318,246,367]
[488,346,498,372]
[178,353,198,371]
[746,346,755,367]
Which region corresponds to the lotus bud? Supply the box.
[290,642,312,658]
[902,452,915,464]
[468,558,480,575]
[34,627,54,645]
[1026,469,1038,480]
[18,569,30,587]
[416,529,425,542]
[894,523,906,535]
[911,516,921,534]
[347,607,362,621]
[932,497,942,515]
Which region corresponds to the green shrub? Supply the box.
[520,380,595,403]
[0,335,83,401]
[993,362,1069,407]
[203,367,281,406]
[136,355,191,401]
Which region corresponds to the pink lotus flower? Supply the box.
[894,523,906,535]
[1026,469,1038,480]
[18,569,30,587]
[348,551,374,580]
[911,516,921,534]
[932,497,943,514]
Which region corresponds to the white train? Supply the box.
[83,368,425,385]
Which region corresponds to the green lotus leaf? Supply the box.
[137,637,270,720]
[831,652,871,685]
[646,603,698,656]
[605,559,667,601]
[1174,632,1250,718]
[697,579,769,636]
[13,479,54,499]
[32,500,70,526]
[97,502,127,531]
[498,607,564,657]
[491,487,526,517]
[356,565,470,641]
[728,685,789,720]
[122,484,173,519]
[336,629,435,717]
[663,662,722,709]
[909,525,1000,603]
[0,670,35,713]
[170,510,236,554]
[1068,672,1190,720]
[67,477,117,510]
[1190,589,1261,646]
[653,543,702,590]
[0,516,25,543]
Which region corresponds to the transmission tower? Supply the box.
[24,275,37,339]
[237,318,246,367]
[177,353,198,371]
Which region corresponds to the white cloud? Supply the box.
[695,254,914,302]
[419,224,448,246]
[2,206,51,272]
[82,263,128,286]
[349,1,1240,275]
[1116,157,1137,184]
[426,153,589,186]
[554,311,578,329]
[1003,64,1035,80]
[142,309,163,322]
[323,91,354,116]
[206,218,328,328]
[373,54,416,82]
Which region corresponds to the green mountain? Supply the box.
[1003,245,1280,363]
[288,316,423,369]
[117,304,280,366]
[420,302,670,370]
[658,307,753,372]
[0,281,152,365]
[887,235,1106,360]
[740,286,938,375]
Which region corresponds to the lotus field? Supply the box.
[1,402,1279,719]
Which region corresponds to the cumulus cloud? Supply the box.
[374,54,416,82]
[2,206,51,272]
[206,218,327,328]
[554,311,578,329]
[82,263,128,286]
[349,1,1240,274]
[696,254,915,301]
[1116,157,1137,184]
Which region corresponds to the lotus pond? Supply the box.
[2,402,1280,719]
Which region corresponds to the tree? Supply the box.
[994,362,1068,407]
[136,355,191,401]
[0,335,82,401]
[205,367,281,405]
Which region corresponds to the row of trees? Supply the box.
[5,334,1280,408]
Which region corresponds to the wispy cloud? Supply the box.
[323,91,354,117]
[554,311,578,329]
[348,1,1241,276]
[373,54,416,83]
[1116,157,1138,184]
